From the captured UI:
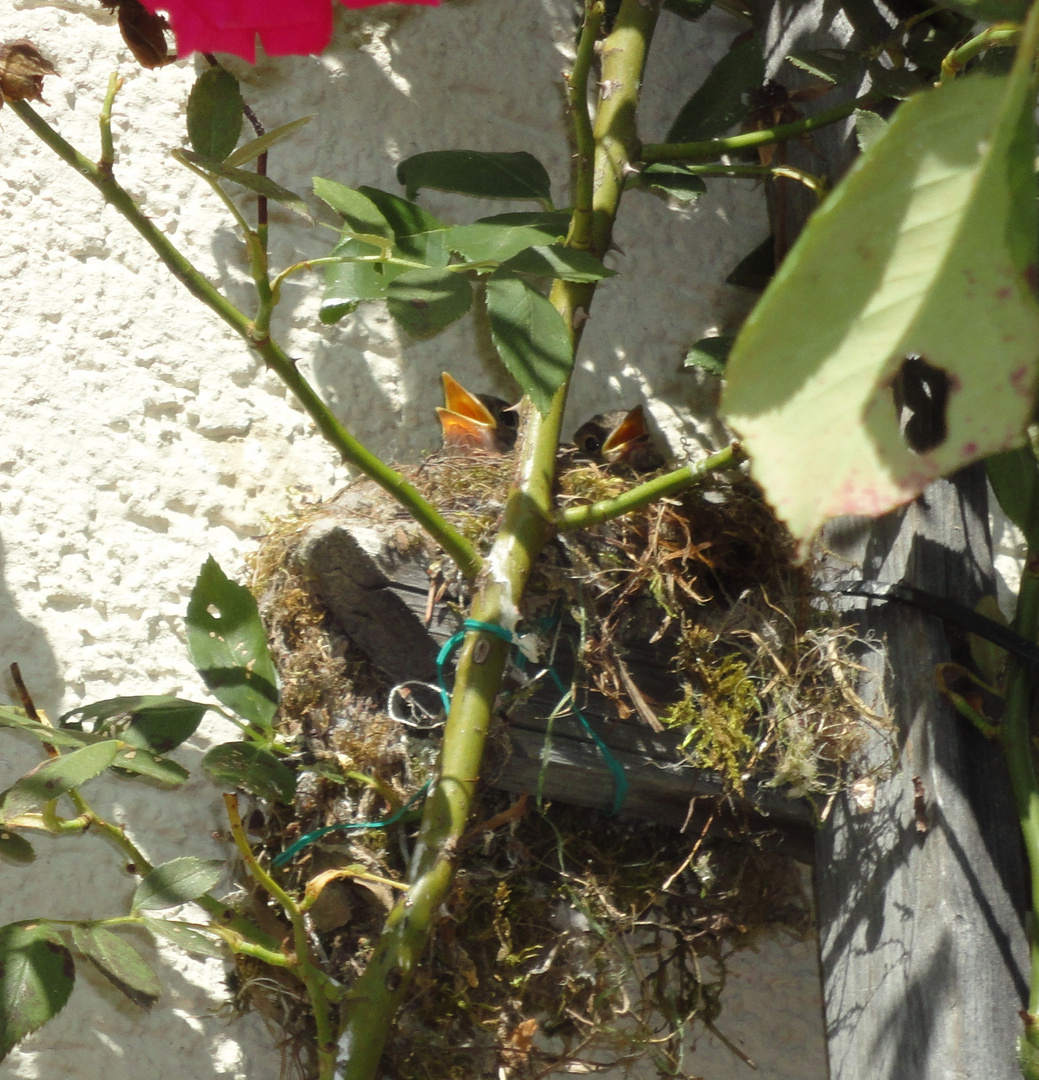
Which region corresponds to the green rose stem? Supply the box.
[8,95,481,580]
[641,93,871,165]
[556,443,744,532]
[333,3,660,1078]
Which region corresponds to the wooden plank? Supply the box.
[763,4,1032,1075]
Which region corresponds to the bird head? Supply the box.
[571,405,665,473]
[436,372,520,454]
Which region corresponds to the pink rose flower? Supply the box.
[141,0,438,62]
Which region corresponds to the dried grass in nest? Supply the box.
[236,459,877,1078]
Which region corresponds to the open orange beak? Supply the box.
[437,372,502,452]
[600,405,651,460]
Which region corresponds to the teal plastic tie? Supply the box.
[272,780,431,868]
[436,616,628,817]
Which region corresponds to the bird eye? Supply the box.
[581,433,602,454]
[499,410,519,430]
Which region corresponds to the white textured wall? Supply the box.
[0,1,823,1077]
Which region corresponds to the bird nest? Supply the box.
[235,453,881,1078]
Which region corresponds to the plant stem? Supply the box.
[333,4,661,1077]
[556,443,743,531]
[642,95,868,164]
[941,22,1020,83]
[566,0,605,250]
[9,99,481,579]
[224,794,338,1080]
[666,162,828,199]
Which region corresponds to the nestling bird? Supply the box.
[436,372,520,453]
[571,405,666,473]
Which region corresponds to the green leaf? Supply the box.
[497,245,616,283]
[313,178,394,239]
[185,557,279,734]
[446,211,571,262]
[71,925,160,1010]
[0,741,122,820]
[636,164,707,204]
[357,186,449,265]
[320,236,411,324]
[786,48,865,86]
[397,150,552,203]
[485,275,573,416]
[0,921,74,1061]
[385,268,472,338]
[721,71,1039,545]
[854,108,888,154]
[112,747,189,786]
[666,36,764,143]
[60,696,208,754]
[132,857,224,912]
[224,115,315,169]
[176,150,313,222]
[0,830,34,865]
[186,67,243,162]
[685,336,735,376]
[200,742,296,804]
[725,236,774,290]
[0,706,92,750]
[141,918,225,959]
[988,446,1039,548]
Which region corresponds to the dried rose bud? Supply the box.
[99,0,175,69]
[0,39,58,105]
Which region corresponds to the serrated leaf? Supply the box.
[0,707,91,749]
[132,857,224,912]
[313,178,393,239]
[60,696,208,755]
[71,925,160,1010]
[141,918,225,959]
[112,747,189,786]
[224,115,315,169]
[485,275,573,416]
[0,921,74,1060]
[357,186,449,265]
[446,211,571,262]
[201,742,296,804]
[497,244,616,282]
[667,36,764,143]
[637,164,707,204]
[685,336,734,375]
[722,71,1039,546]
[185,557,279,734]
[385,268,472,338]
[0,830,34,865]
[397,150,551,203]
[988,445,1039,548]
[320,236,412,324]
[854,108,888,154]
[0,741,121,820]
[786,48,866,86]
[176,150,312,222]
[186,67,243,162]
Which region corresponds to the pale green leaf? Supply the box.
[721,72,1039,544]
[71,925,160,1009]
[132,857,224,911]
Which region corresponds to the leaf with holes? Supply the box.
[485,275,573,416]
[0,741,121,820]
[71,925,161,1010]
[0,921,74,1061]
[185,557,279,734]
[132,858,224,912]
[721,67,1039,545]
[201,741,296,804]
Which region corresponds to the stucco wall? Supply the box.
[0,1,825,1077]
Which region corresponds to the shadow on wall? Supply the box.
[0,533,61,719]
